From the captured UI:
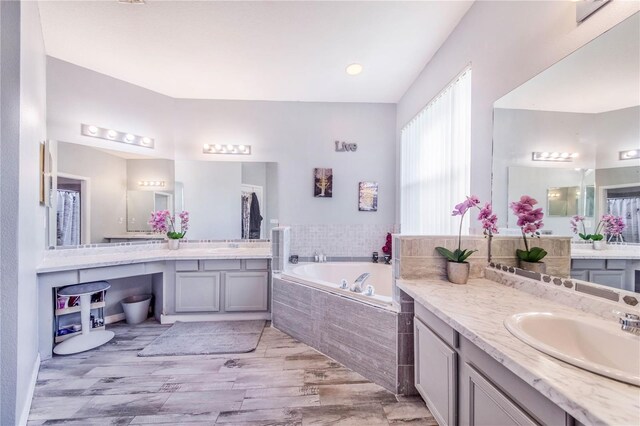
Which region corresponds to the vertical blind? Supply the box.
[400,68,471,235]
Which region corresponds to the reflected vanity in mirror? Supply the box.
[51,141,278,246]
[492,13,640,292]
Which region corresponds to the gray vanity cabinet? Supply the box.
[414,301,573,426]
[459,362,536,426]
[415,317,457,426]
[225,271,269,311]
[175,272,221,312]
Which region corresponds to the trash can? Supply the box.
[121,294,152,325]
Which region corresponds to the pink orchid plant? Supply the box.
[436,196,499,263]
[572,214,625,242]
[148,210,190,240]
[509,195,546,263]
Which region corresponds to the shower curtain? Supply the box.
[608,196,640,243]
[241,193,252,239]
[57,190,80,246]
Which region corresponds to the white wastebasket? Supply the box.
[121,294,152,325]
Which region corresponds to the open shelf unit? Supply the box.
[53,288,107,345]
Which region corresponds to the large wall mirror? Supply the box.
[492,13,639,289]
[51,141,278,246]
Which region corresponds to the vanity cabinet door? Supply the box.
[175,272,221,312]
[224,272,268,312]
[460,362,536,426]
[414,317,457,426]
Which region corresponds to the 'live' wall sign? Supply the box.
[335,141,358,152]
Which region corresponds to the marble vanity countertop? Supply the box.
[571,244,640,260]
[37,246,272,273]
[397,277,640,426]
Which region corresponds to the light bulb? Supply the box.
[142,137,152,145]
[571,153,579,158]
[125,134,135,143]
[238,145,246,152]
[626,150,638,157]
[346,63,363,76]
[214,144,222,150]
[560,152,569,158]
[203,144,210,150]
[226,144,234,151]
[107,130,117,139]
[540,152,550,158]
[88,125,98,135]
[550,152,560,158]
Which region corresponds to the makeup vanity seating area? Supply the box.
[36,241,271,360]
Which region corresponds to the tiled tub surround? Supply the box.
[397,271,640,426]
[287,224,396,258]
[272,276,417,395]
[393,235,571,280]
[38,241,272,273]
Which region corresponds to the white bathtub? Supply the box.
[281,262,394,309]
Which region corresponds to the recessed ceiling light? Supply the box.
[346,63,363,76]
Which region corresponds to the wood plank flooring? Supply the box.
[28,321,436,425]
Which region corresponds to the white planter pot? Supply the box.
[592,240,606,251]
[168,239,181,250]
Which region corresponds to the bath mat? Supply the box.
[138,320,265,357]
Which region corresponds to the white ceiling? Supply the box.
[495,12,640,114]
[37,1,473,103]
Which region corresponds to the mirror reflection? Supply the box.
[492,13,640,291]
[54,142,278,245]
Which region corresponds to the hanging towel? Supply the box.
[249,192,263,239]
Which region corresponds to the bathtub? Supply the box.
[280,262,394,309]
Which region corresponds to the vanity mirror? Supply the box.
[492,13,639,292]
[50,142,278,246]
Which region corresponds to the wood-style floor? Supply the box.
[28,321,436,425]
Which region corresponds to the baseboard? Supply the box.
[105,313,126,324]
[160,312,271,324]
[17,353,41,426]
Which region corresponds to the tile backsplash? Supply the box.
[287,224,396,258]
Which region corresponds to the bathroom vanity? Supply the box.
[398,272,640,426]
[570,244,640,292]
[36,243,271,359]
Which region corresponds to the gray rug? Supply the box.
[138,320,265,357]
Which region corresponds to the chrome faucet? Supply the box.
[350,273,371,293]
[619,312,640,335]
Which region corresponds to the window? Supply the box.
[400,68,471,234]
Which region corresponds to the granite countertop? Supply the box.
[37,246,272,273]
[571,245,640,260]
[397,277,640,426]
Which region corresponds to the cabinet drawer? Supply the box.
[175,272,220,312]
[175,260,199,272]
[245,259,269,270]
[203,260,241,271]
[414,317,457,426]
[588,270,625,289]
[415,302,458,348]
[79,263,145,282]
[571,259,606,270]
[224,272,269,311]
[606,259,627,270]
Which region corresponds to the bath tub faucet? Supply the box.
[350,273,371,293]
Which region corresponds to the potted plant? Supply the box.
[436,196,481,284]
[149,210,190,250]
[510,195,547,273]
[477,202,499,262]
[570,214,625,250]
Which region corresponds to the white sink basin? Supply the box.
[505,312,640,386]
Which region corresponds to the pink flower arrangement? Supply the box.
[436,195,498,263]
[148,210,189,239]
[570,214,625,242]
[509,195,547,263]
[477,203,498,236]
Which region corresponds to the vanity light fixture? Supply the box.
[532,151,578,162]
[81,124,155,149]
[203,143,252,155]
[138,180,165,187]
[619,149,639,160]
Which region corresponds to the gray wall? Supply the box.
[1,2,48,424]
[397,0,640,217]
[0,3,22,424]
